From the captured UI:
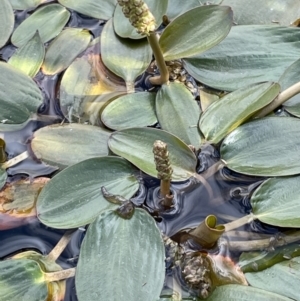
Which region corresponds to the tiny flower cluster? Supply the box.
[117,0,156,35]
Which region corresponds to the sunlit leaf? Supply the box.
[250,176,300,227]
[11,4,70,47]
[159,6,232,61]
[222,0,300,26]
[108,127,197,181]
[156,82,202,148]
[31,123,111,169]
[206,284,292,301]
[101,19,152,90]
[200,82,280,144]
[59,56,126,124]
[42,28,91,75]
[184,25,300,91]
[101,92,157,130]
[221,117,300,176]
[199,88,220,112]
[166,0,222,19]
[0,0,14,49]
[113,0,168,39]
[246,256,300,301]
[76,209,165,301]
[8,32,44,78]
[37,157,139,228]
[0,62,43,126]
[8,0,44,9]
[58,0,116,20]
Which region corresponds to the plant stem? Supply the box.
[223,214,255,232]
[47,230,76,262]
[254,81,300,118]
[0,138,6,163]
[44,267,76,282]
[147,32,169,86]
[1,151,29,169]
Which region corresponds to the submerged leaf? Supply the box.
[199,82,280,144]
[11,4,70,47]
[0,0,14,49]
[37,156,139,228]
[221,117,300,176]
[8,32,45,78]
[184,25,300,91]
[76,209,165,301]
[31,123,111,169]
[108,127,197,181]
[42,28,91,75]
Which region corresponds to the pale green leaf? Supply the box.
[31,123,111,169]
[156,82,202,148]
[159,6,232,61]
[8,31,45,78]
[11,4,70,47]
[0,0,14,48]
[37,157,139,228]
[76,209,165,301]
[200,82,280,144]
[42,28,91,75]
[108,127,197,181]
[8,0,44,9]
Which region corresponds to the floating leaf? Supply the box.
[31,123,111,169]
[250,176,300,227]
[206,284,292,301]
[113,0,168,39]
[279,58,300,117]
[0,0,14,49]
[199,88,220,112]
[42,28,91,75]
[0,168,7,190]
[159,6,232,61]
[0,62,43,126]
[11,4,70,47]
[156,82,202,148]
[222,0,300,26]
[8,32,45,78]
[221,117,300,176]
[58,0,116,20]
[8,0,44,9]
[37,157,139,228]
[76,209,165,301]
[166,0,222,19]
[101,19,152,90]
[184,25,300,91]
[59,56,126,124]
[246,256,300,301]
[101,92,157,130]
[108,127,197,181]
[200,82,280,144]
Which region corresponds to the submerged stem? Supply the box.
[44,267,76,282]
[254,81,300,118]
[147,32,169,86]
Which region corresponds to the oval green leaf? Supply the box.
[42,28,91,75]
[113,0,168,39]
[101,92,157,130]
[101,19,152,89]
[37,156,139,229]
[11,4,70,47]
[0,0,14,48]
[31,123,111,169]
[156,82,202,148]
[76,209,165,301]
[108,127,197,181]
[206,284,292,301]
[184,25,300,91]
[251,176,300,227]
[200,82,280,144]
[8,0,44,9]
[58,0,116,20]
[159,6,232,61]
[8,31,45,78]
[221,117,300,176]
[0,62,43,125]
[222,0,300,26]
[246,256,300,301]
